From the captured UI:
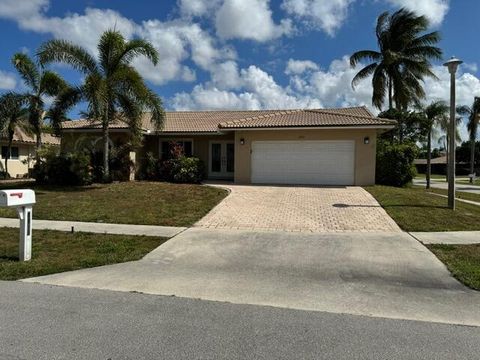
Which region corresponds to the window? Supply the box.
[160,140,193,159]
[1,146,19,160]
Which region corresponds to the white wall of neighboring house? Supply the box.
[0,142,35,178]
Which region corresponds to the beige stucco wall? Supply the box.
[0,142,35,178]
[233,128,378,186]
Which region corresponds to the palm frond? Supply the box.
[349,50,381,68]
[11,53,40,91]
[47,86,83,134]
[351,63,377,88]
[39,71,69,97]
[37,39,98,74]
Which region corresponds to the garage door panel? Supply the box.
[251,140,355,185]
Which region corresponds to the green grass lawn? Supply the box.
[0,227,167,280]
[426,244,480,290]
[0,181,227,226]
[365,185,480,232]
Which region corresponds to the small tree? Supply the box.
[11,53,68,159]
[0,93,29,178]
[417,101,449,188]
[457,97,480,183]
[38,29,165,181]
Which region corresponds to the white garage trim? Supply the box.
[251,140,355,185]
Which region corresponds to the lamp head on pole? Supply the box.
[443,56,463,74]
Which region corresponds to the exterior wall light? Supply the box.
[364,137,370,144]
[240,138,245,145]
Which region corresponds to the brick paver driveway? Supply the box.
[196,185,400,232]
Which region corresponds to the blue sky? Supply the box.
[0,0,479,139]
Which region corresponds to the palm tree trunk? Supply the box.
[103,123,110,181]
[426,129,432,189]
[35,110,46,161]
[470,139,475,183]
[5,130,14,179]
[388,77,393,110]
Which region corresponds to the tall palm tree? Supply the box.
[11,53,68,159]
[350,8,442,110]
[417,101,449,188]
[38,30,165,180]
[457,97,480,183]
[0,93,29,179]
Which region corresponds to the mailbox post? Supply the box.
[0,189,36,261]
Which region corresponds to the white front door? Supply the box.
[209,141,235,179]
[251,140,355,185]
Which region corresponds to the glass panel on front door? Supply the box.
[211,143,222,172]
[226,143,235,173]
[210,142,234,178]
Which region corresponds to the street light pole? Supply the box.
[443,57,463,210]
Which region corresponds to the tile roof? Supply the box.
[60,106,395,133]
[1,127,60,145]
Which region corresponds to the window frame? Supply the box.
[1,145,20,160]
[158,138,194,159]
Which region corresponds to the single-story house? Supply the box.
[0,127,60,178]
[61,106,396,186]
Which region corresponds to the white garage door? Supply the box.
[251,140,355,185]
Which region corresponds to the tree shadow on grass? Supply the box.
[0,255,20,261]
[0,181,103,193]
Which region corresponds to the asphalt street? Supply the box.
[1,281,479,360]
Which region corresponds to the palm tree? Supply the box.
[417,101,449,188]
[457,97,480,183]
[437,114,462,181]
[38,30,165,180]
[350,8,442,110]
[11,53,68,159]
[0,93,29,179]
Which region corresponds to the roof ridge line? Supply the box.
[219,109,303,127]
[305,108,395,122]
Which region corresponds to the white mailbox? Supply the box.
[0,189,36,261]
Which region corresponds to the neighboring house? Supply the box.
[0,127,60,178]
[61,106,396,186]
[414,156,447,175]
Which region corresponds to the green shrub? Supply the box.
[109,145,134,182]
[376,142,418,187]
[139,152,161,180]
[33,150,92,186]
[168,156,205,183]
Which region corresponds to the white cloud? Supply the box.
[215,0,293,42]
[0,1,234,86]
[281,0,353,36]
[384,0,449,26]
[285,59,319,75]
[178,0,222,17]
[0,0,48,21]
[0,71,17,90]
[172,63,322,110]
[137,19,235,84]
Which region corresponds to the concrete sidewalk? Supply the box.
[427,191,480,207]
[0,217,185,238]
[413,178,480,194]
[411,231,480,245]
